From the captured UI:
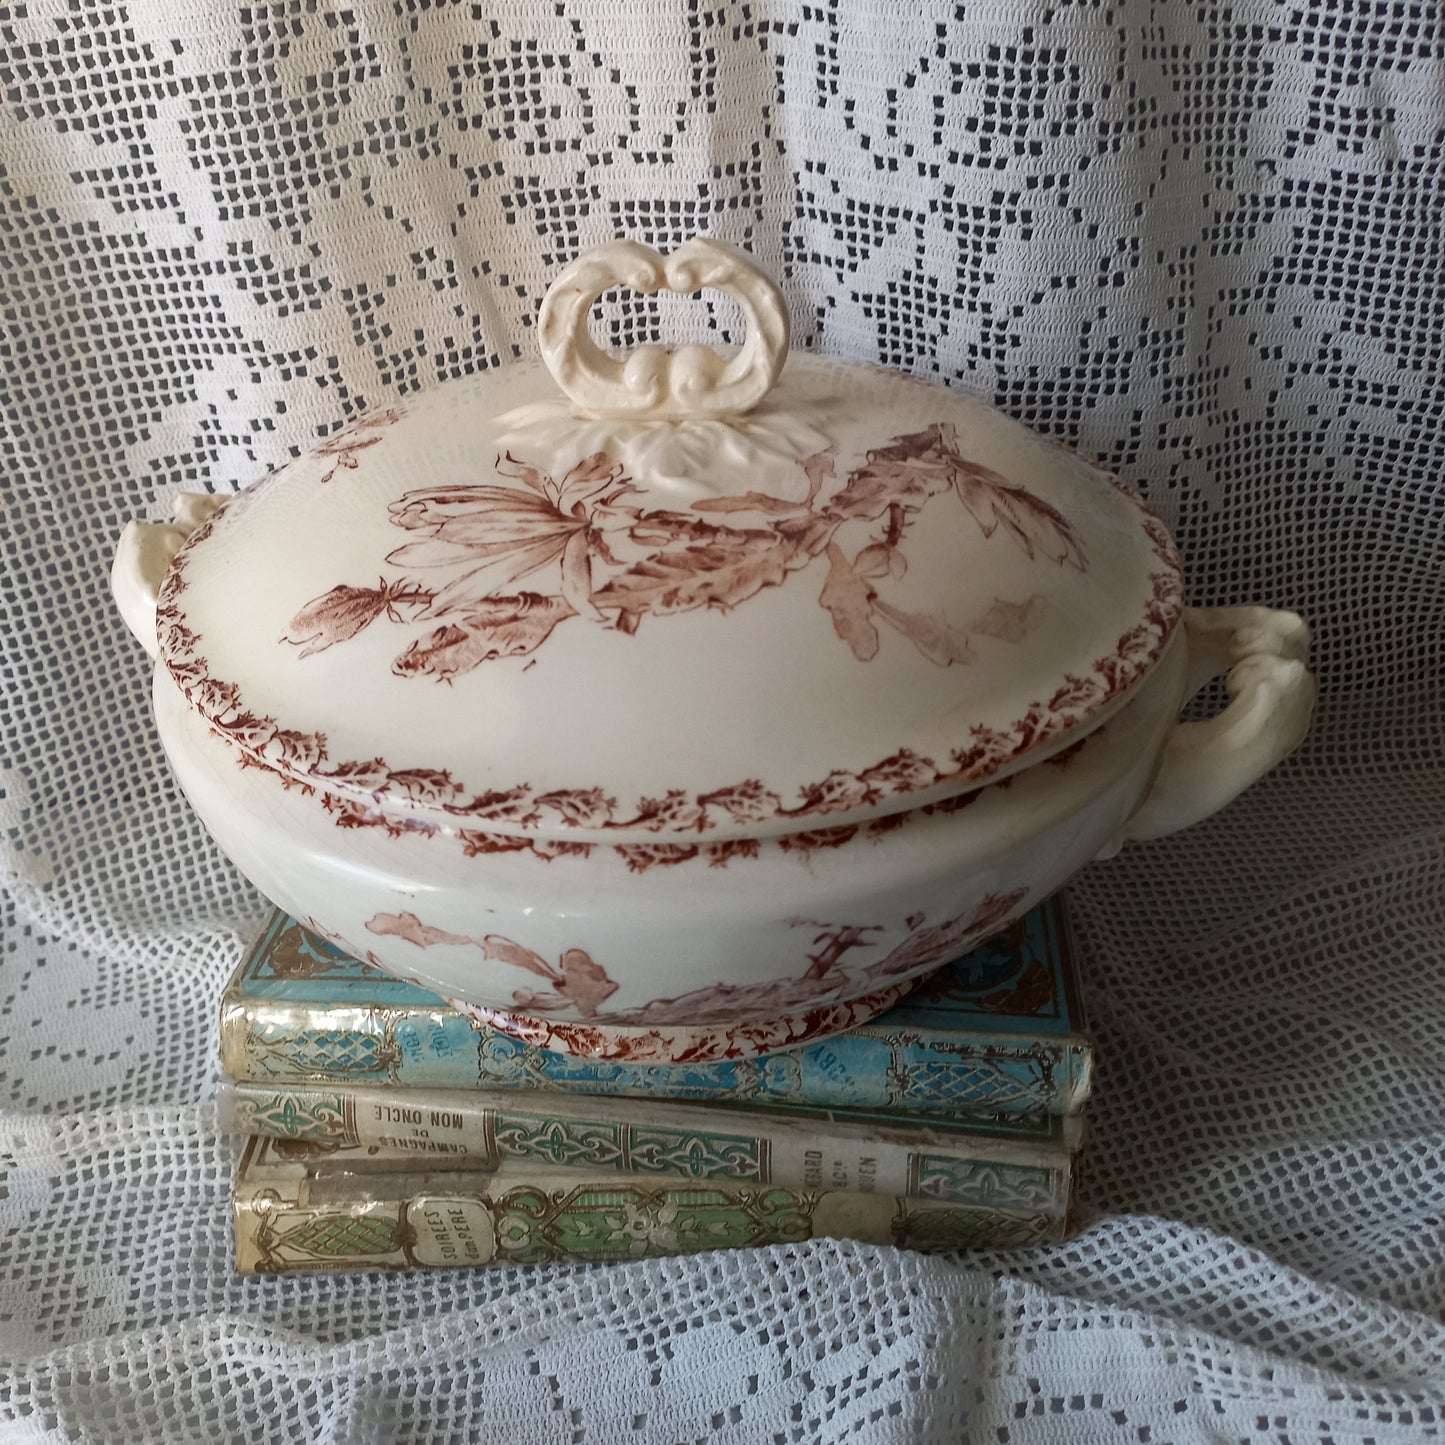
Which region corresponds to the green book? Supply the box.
[220,895,1091,1118]
[233,1136,1070,1275]
[220,1077,1079,1209]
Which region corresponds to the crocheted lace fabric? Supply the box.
[2,2,1442,1439]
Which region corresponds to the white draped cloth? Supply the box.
[2,2,1442,1439]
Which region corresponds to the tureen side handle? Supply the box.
[111,493,226,658]
[1097,606,1316,856]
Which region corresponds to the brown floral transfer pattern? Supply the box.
[365,911,620,1018]
[361,888,1026,1027]
[451,786,986,871]
[456,977,925,1064]
[282,423,1079,677]
[154,422,1181,840]
[315,407,406,484]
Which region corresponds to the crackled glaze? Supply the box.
[148,631,1187,1037]
[114,238,1315,1054]
[148,365,1185,844]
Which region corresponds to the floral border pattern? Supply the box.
[155,422,1182,844]
[454,979,924,1063]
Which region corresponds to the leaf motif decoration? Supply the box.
[485,935,621,1018]
[282,584,396,657]
[457,829,535,858]
[778,826,861,860]
[220,711,279,750]
[852,542,905,581]
[554,947,620,1017]
[822,427,957,524]
[560,527,598,619]
[800,449,836,502]
[970,594,1046,643]
[785,769,879,817]
[697,779,784,825]
[388,485,568,546]
[269,729,327,772]
[317,757,392,791]
[817,543,879,661]
[705,838,761,867]
[589,526,796,628]
[623,789,710,833]
[871,597,976,667]
[530,839,596,862]
[615,842,701,874]
[690,490,813,517]
[479,934,562,982]
[550,451,631,507]
[867,890,1028,979]
[391,594,576,679]
[385,767,464,804]
[1049,673,1102,712]
[365,909,622,1021]
[366,911,473,949]
[533,787,617,828]
[450,786,537,824]
[951,460,1087,570]
[280,427,1087,693]
[192,677,243,715]
[858,749,942,795]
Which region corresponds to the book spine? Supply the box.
[233,1158,1064,1275]
[219,999,1089,1117]
[220,1081,1074,1212]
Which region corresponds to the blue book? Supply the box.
[219,896,1091,1117]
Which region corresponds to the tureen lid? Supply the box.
[156,238,1182,845]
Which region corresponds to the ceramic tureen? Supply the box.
[113,239,1315,1061]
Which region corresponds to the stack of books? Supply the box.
[219,895,1093,1274]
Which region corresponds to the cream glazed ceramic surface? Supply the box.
[114,238,1316,1060]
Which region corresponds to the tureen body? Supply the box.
[114,239,1315,1059]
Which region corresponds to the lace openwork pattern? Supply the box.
[2,2,1443,1440]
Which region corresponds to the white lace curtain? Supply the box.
[2,2,1442,1440]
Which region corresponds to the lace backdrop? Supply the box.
[1,2,1443,1440]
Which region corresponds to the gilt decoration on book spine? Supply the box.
[232,1139,1064,1274]
[223,1081,1076,1211]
